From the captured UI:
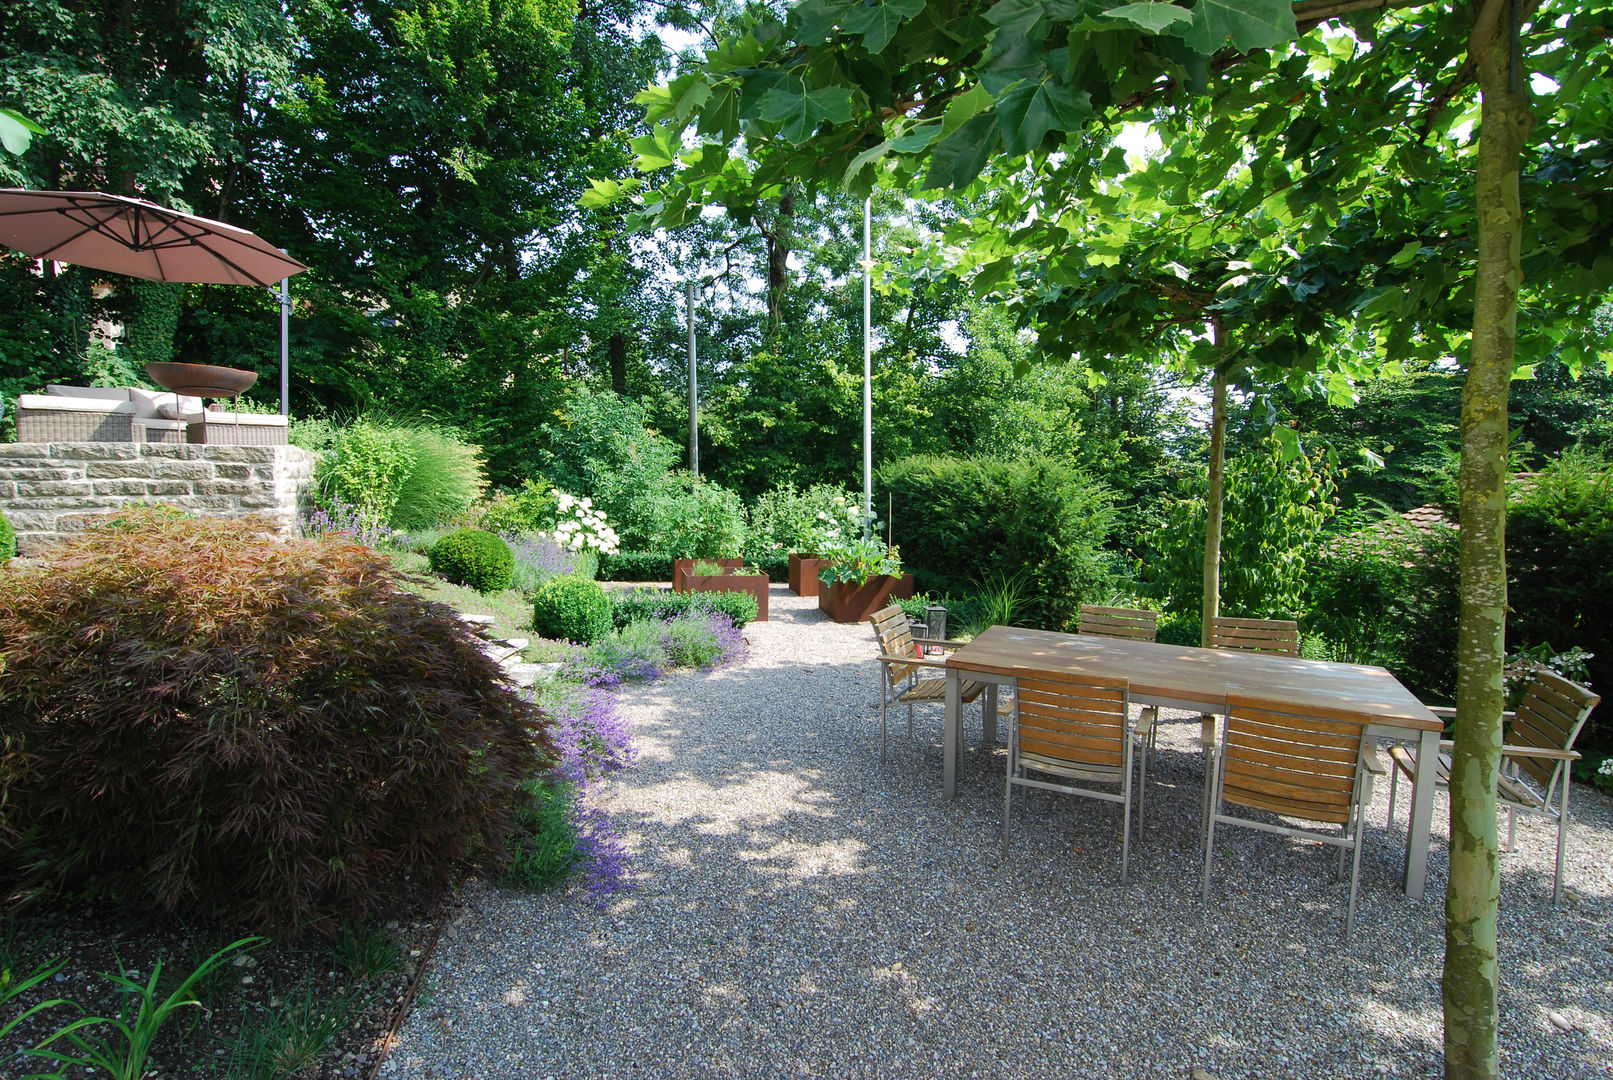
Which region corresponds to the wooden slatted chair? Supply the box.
[1078,604,1162,824]
[868,605,986,762]
[1199,616,1307,789]
[1203,694,1373,937]
[1208,615,1301,656]
[1078,604,1158,641]
[1386,667,1599,905]
[1005,669,1141,882]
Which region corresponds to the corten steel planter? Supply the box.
[672,557,742,593]
[685,573,769,621]
[817,573,916,623]
[787,553,831,597]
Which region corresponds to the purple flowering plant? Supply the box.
[299,497,407,551]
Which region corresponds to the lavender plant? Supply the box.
[504,532,587,594]
[299,497,407,551]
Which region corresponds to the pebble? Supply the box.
[386,587,1613,1080]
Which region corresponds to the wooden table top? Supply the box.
[947,625,1442,733]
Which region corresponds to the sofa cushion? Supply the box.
[46,384,130,401]
[17,394,137,414]
[128,388,205,423]
[199,410,288,427]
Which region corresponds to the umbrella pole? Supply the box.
[278,275,290,417]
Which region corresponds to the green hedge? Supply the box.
[1507,450,1613,747]
[0,509,14,564]
[878,455,1116,631]
[598,551,673,582]
[610,587,759,629]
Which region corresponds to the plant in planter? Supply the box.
[685,560,770,621]
[816,534,915,623]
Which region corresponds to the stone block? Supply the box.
[3,509,59,530]
[0,480,12,498]
[181,495,236,509]
[0,444,52,458]
[145,481,193,496]
[0,466,83,481]
[140,443,207,459]
[91,479,155,497]
[86,461,156,479]
[213,463,253,481]
[51,443,139,460]
[150,460,214,482]
[236,494,282,509]
[195,480,251,497]
[15,480,90,498]
[199,446,275,463]
[5,496,107,511]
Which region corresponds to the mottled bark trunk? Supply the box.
[1200,319,1228,647]
[1445,4,1532,1078]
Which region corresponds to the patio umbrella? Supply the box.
[0,188,308,413]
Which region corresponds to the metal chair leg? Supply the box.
[1553,775,1571,906]
[1119,737,1133,885]
[1345,799,1366,939]
[1003,715,1016,855]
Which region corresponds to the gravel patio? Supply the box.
[386,586,1613,1079]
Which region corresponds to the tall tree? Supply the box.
[608,4,1613,1075]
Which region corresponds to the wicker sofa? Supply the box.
[14,385,287,445]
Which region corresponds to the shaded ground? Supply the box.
[388,587,1613,1079]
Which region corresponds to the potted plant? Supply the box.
[816,536,914,623]
[789,495,859,597]
[672,555,743,592]
[684,560,770,621]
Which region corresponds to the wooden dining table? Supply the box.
[943,625,1445,901]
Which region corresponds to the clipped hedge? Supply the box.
[611,587,759,629]
[0,510,548,932]
[533,576,613,644]
[878,455,1116,631]
[597,550,674,582]
[430,528,515,592]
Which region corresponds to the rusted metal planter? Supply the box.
[672,557,742,593]
[685,573,769,621]
[817,573,915,623]
[787,553,831,597]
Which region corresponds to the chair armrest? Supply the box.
[1500,745,1581,761]
[1431,738,1576,761]
[911,637,966,650]
[877,653,948,669]
[1428,705,1518,723]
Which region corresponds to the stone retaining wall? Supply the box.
[0,442,316,555]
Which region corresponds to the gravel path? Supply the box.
[387,587,1613,1079]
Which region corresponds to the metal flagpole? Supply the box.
[862,197,872,540]
[277,276,291,417]
[686,279,699,477]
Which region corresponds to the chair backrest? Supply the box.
[869,605,922,684]
[1078,604,1158,642]
[1210,616,1301,657]
[1221,695,1366,825]
[1509,668,1600,790]
[1011,667,1130,780]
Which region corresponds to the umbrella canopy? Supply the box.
[0,188,306,287]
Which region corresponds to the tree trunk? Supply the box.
[1445,4,1532,1078]
[1200,321,1228,647]
[608,330,627,394]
